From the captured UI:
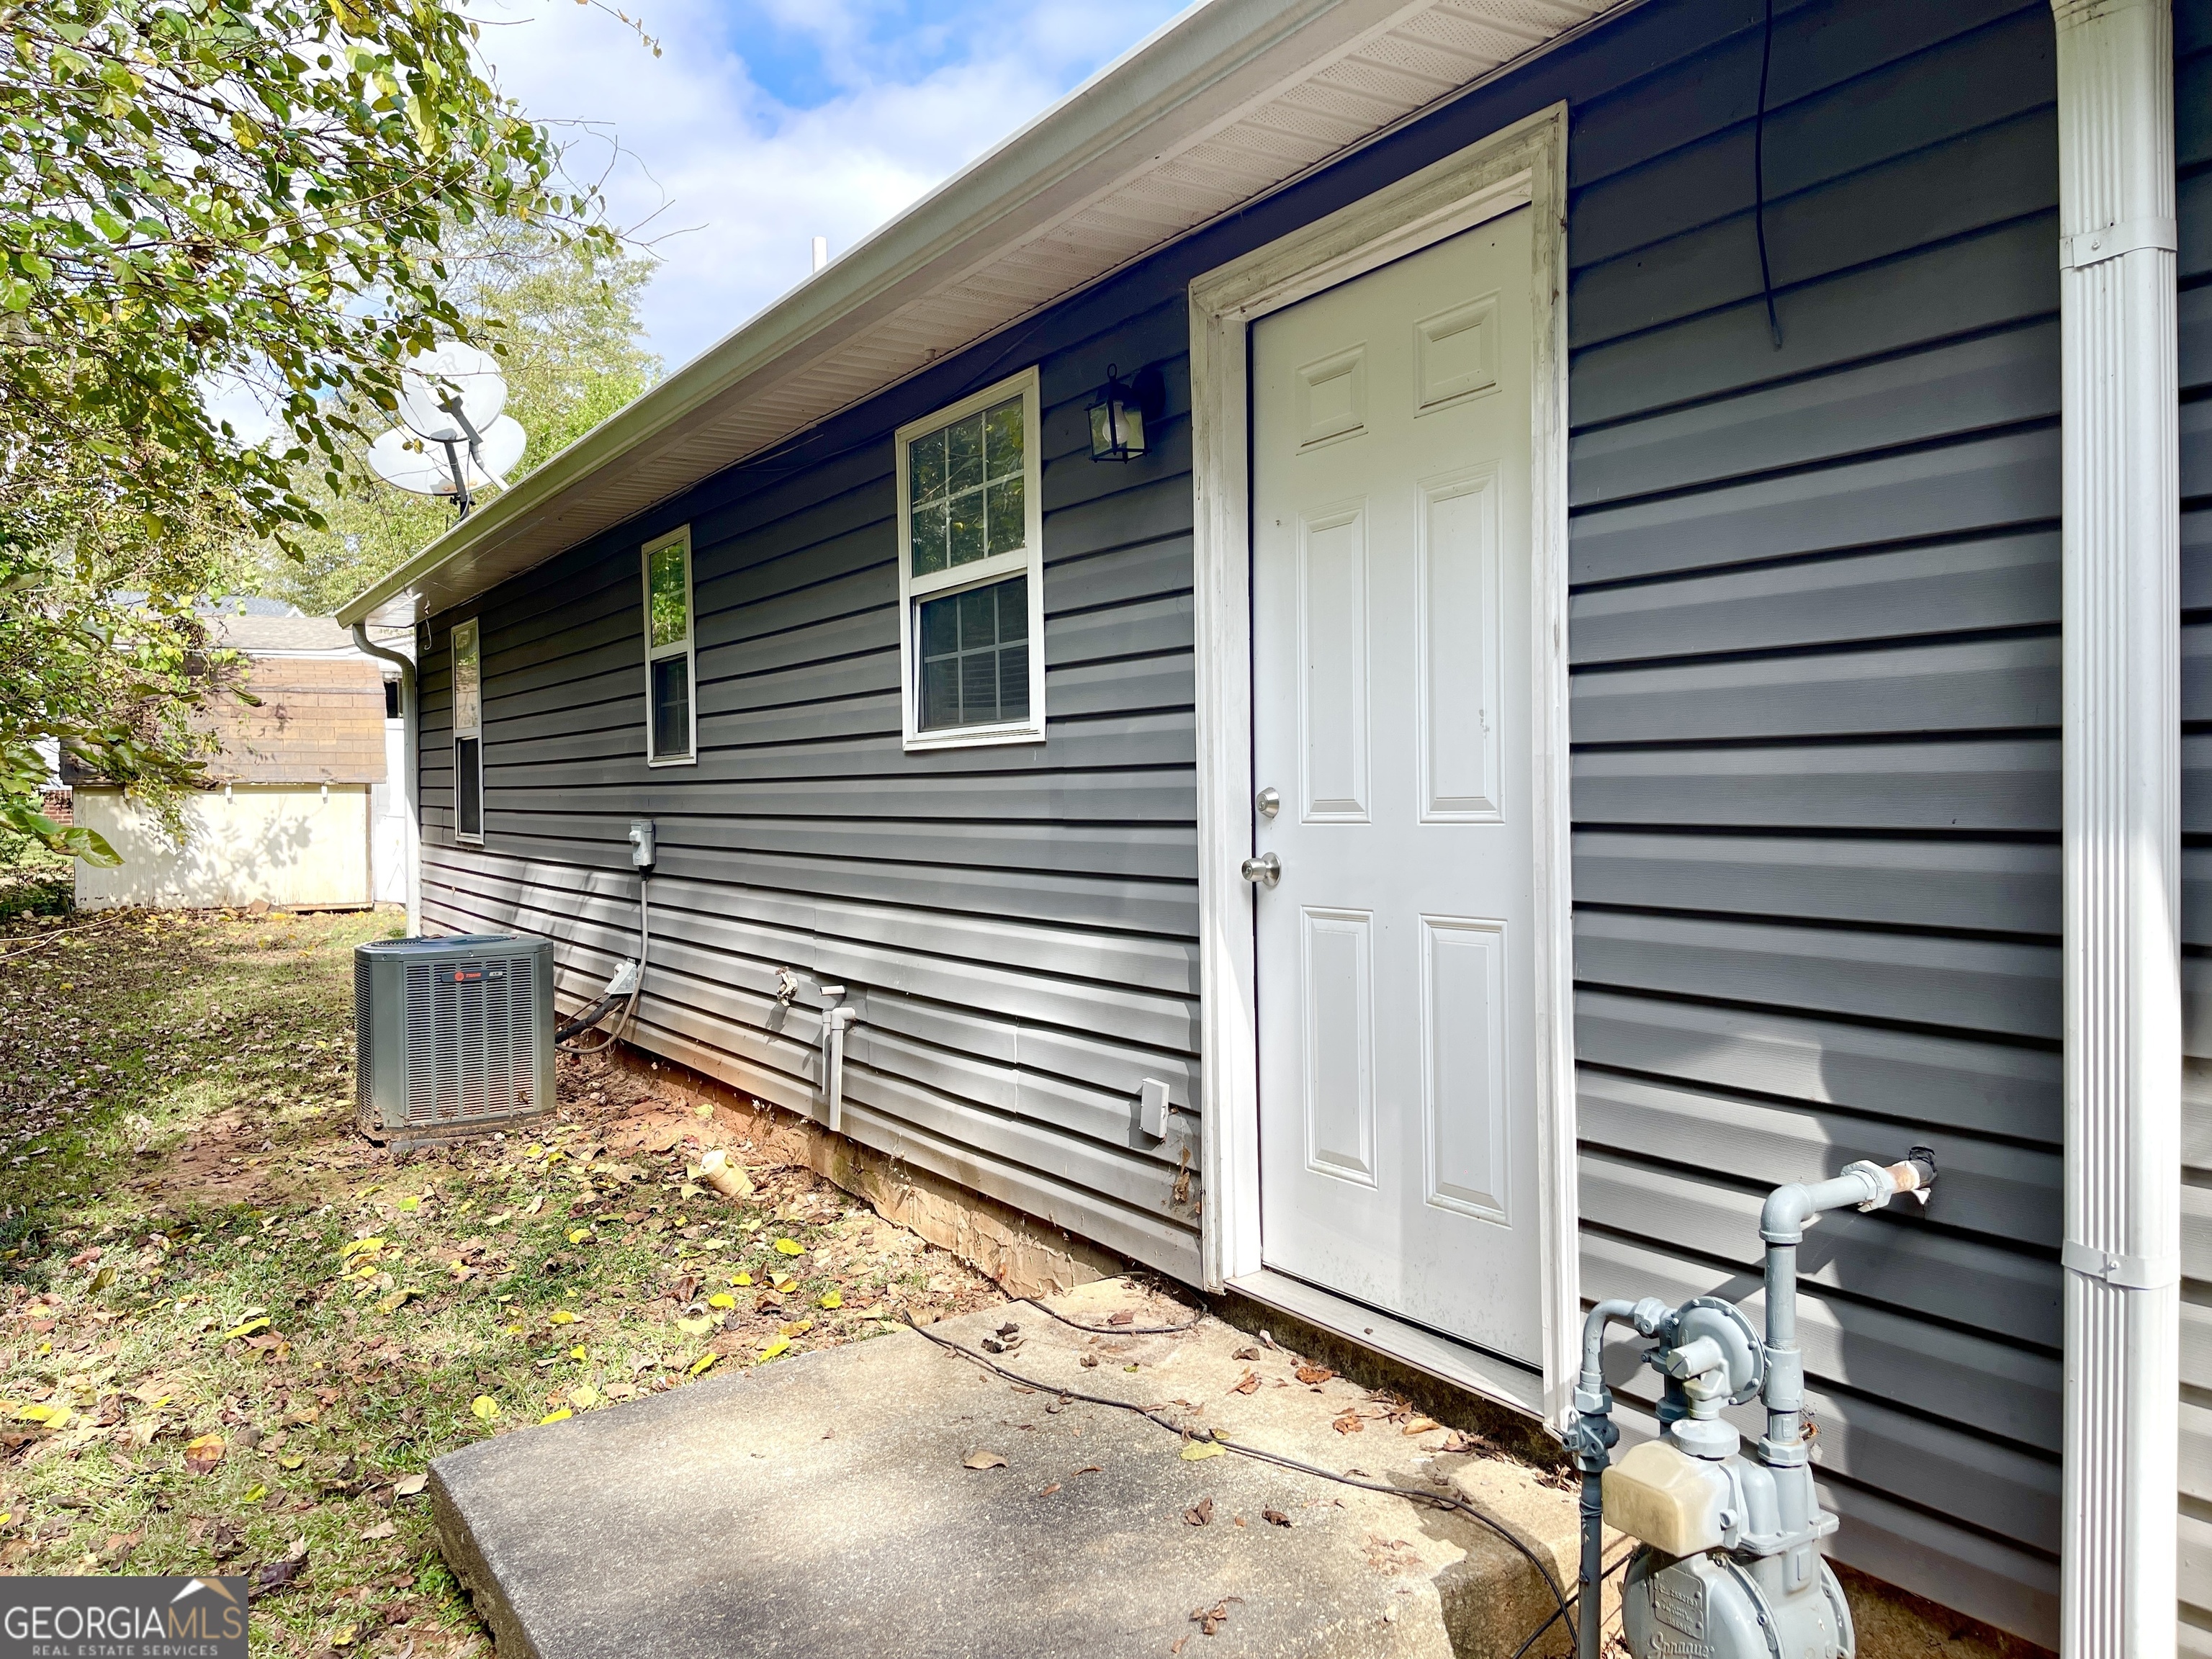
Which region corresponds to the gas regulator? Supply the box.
[1566,1148,1938,1659]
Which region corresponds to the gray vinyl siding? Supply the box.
[1561,0,2064,1642]
[413,289,1206,1278]
[412,0,2069,1642]
[2178,0,2212,1647]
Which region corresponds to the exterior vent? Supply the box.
[354,935,554,1145]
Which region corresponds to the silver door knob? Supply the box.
[1241,853,1280,888]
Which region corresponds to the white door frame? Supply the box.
[1190,103,1576,1427]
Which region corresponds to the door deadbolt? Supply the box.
[1241,853,1281,888]
[1256,786,1280,819]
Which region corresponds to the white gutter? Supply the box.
[2051,1,2181,1653]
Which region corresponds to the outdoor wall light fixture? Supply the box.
[1088,364,1163,462]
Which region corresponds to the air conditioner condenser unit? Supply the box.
[354,935,555,1146]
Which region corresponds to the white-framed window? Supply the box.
[894,367,1046,750]
[451,617,485,844]
[641,526,697,765]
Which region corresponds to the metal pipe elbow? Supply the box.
[1761,1183,1816,1245]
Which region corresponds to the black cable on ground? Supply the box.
[899,1312,1576,1646]
[1509,1549,1632,1659]
[1017,1295,1206,1336]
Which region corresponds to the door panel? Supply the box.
[1251,208,1540,1362]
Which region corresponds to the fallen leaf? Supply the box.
[570,1346,588,1362]
[963,1450,1008,1470]
[708,1293,736,1310]
[279,1456,306,1470]
[772,1238,804,1256]
[772,1277,798,1294]
[184,1432,225,1473]
[243,1484,267,1503]
[524,1196,544,1215]
[1108,1310,1134,1326]
[1231,1371,1260,1395]
[1190,1598,1242,1636]
[567,1228,591,1244]
[688,1354,715,1378]
[1039,1482,1061,1497]
[248,1557,302,1601]
[539,1409,572,1425]
[331,1624,359,1647]
[1181,1442,1225,1462]
[730,1272,753,1287]
[819,1289,842,1309]
[1332,1412,1364,1435]
[549,1310,579,1326]
[757,1339,791,1362]
[1183,1497,1215,1527]
[1295,1364,1334,1385]
[570,1385,601,1409]
[471,1396,500,1422]
[374,1288,419,1314]
[1075,1465,1103,1475]
[361,1520,397,1539]
[1079,1354,1099,1370]
[341,1238,386,1259]
[1262,1509,1291,1528]
[397,1196,418,1212]
[224,1317,271,1340]
[393,1473,428,1498]
[676,1316,713,1336]
[1401,1416,1440,1437]
[1231,1347,1262,1362]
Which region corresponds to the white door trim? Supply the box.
[1190,102,1576,1428]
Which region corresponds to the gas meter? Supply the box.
[1568,1149,1938,1659]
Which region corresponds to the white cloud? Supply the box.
[472,0,1190,373]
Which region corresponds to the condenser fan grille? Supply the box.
[401,953,540,1125]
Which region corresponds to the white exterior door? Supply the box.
[1250,207,1542,1364]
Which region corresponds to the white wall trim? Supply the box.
[2050,1,2182,1653]
[1189,102,1576,1429]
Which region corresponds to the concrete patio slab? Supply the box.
[431,1280,1587,1659]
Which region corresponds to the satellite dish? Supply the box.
[369,342,524,519]
[395,342,507,444]
[470,415,526,486]
[368,417,528,495]
[367,427,459,495]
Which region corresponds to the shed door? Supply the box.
[1249,209,1542,1363]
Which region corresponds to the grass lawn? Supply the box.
[0,902,1004,1655]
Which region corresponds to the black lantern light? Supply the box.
[1089,363,1161,462]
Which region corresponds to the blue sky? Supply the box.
[475,0,1195,372]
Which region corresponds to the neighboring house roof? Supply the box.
[336,0,1626,628]
[205,614,366,657]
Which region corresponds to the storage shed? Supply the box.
[75,615,396,911]
[338,0,2206,1646]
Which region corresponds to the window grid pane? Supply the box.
[917,576,1028,732]
[453,624,481,733]
[648,542,689,649]
[651,654,691,760]
[456,735,482,839]
[908,396,1024,577]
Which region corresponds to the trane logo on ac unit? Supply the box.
[438,965,505,985]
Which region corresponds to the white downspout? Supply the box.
[2052,2,2181,1654]
[351,624,421,938]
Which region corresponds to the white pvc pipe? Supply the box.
[2051,2,2182,1652]
[351,624,420,937]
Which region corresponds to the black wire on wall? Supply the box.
[1754,0,1784,349]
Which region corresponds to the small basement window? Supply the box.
[642,526,696,765]
[452,618,484,844]
[895,367,1046,749]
